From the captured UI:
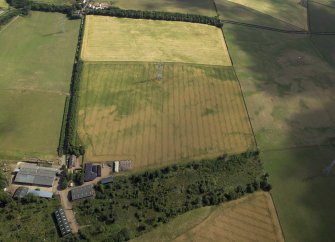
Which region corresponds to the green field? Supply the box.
[111,0,216,16]
[224,24,335,151]
[309,0,335,32]
[32,0,74,5]
[223,6,335,241]
[215,0,302,30]
[0,12,80,159]
[263,147,335,242]
[78,62,255,169]
[0,198,61,241]
[216,0,307,29]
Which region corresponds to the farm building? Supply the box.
[54,208,71,237]
[13,165,59,187]
[13,187,53,199]
[84,163,101,181]
[70,184,94,201]
[100,176,113,185]
[119,160,133,171]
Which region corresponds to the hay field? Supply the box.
[81,16,232,66]
[112,0,216,16]
[216,0,307,30]
[0,12,80,159]
[133,192,284,242]
[77,62,255,168]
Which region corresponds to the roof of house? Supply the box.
[14,166,58,187]
[70,184,94,201]
[54,208,71,236]
[84,163,98,182]
[100,175,113,184]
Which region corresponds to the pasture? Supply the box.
[77,62,255,169]
[217,0,307,30]
[309,0,335,32]
[111,0,216,17]
[223,24,335,151]
[133,192,284,242]
[263,147,335,242]
[223,11,335,241]
[215,0,300,30]
[81,16,232,66]
[0,12,80,159]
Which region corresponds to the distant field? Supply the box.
[32,0,74,5]
[0,12,80,159]
[215,0,301,30]
[81,16,232,66]
[133,192,284,242]
[0,0,8,9]
[78,62,255,169]
[216,0,307,30]
[263,147,335,242]
[309,0,335,32]
[224,24,335,151]
[111,0,216,16]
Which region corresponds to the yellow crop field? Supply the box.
[77,62,255,169]
[81,16,232,66]
[133,192,284,242]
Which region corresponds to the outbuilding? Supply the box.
[70,184,94,201]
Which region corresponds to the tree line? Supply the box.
[86,7,223,27]
[0,9,20,27]
[73,151,270,241]
[61,18,86,156]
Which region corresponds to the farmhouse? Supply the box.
[54,208,71,237]
[84,163,101,181]
[13,165,59,187]
[70,184,94,201]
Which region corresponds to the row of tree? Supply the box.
[86,7,223,27]
[62,18,86,156]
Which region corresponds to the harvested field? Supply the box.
[133,192,284,242]
[81,16,232,66]
[216,0,307,30]
[111,0,216,16]
[78,62,255,169]
[0,12,80,159]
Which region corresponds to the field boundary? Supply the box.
[269,192,286,242]
[232,68,258,149]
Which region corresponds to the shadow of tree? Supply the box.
[222,2,335,241]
